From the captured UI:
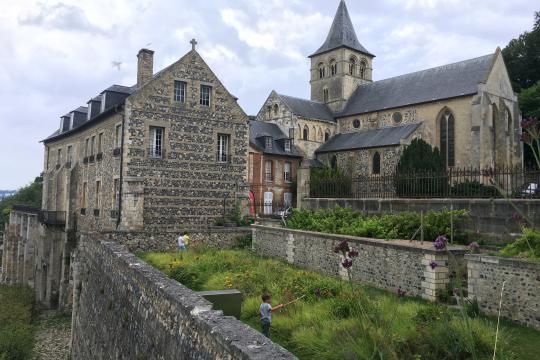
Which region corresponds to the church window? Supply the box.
[323,88,329,102]
[353,119,360,128]
[359,60,367,79]
[330,59,337,76]
[372,152,381,175]
[331,155,337,169]
[200,85,212,106]
[439,109,455,167]
[303,126,309,140]
[174,80,186,103]
[349,57,357,75]
[273,104,279,115]
[325,131,330,142]
[267,106,272,118]
[318,63,325,79]
[392,112,402,124]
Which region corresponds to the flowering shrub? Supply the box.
[434,235,448,251]
[500,228,540,259]
[468,241,480,253]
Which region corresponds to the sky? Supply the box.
[0,0,537,189]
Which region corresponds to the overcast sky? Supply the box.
[0,0,537,189]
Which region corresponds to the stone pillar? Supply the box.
[421,253,450,301]
[296,166,310,209]
[23,215,37,287]
[46,228,64,308]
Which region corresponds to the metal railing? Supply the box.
[309,166,540,199]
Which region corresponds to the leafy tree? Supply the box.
[519,80,540,118]
[396,138,445,174]
[0,175,43,232]
[502,11,540,92]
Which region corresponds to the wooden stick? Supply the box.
[283,294,306,306]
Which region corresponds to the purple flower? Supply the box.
[334,240,350,254]
[429,260,438,270]
[468,242,480,250]
[434,235,448,251]
[520,132,532,144]
[347,248,359,258]
[521,117,536,129]
[397,287,407,297]
[341,258,353,269]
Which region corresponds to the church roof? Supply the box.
[316,123,421,153]
[310,0,374,58]
[249,120,303,157]
[340,53,495,117]
[277,93,335,122]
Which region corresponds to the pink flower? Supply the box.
[521,118,536,129]
[347,248,359,258]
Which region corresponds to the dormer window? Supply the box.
[265,136,273,149]
[284,139,291,152]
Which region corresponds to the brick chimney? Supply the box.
[137,48,154,86]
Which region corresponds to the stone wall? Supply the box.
[301,198,540,241]
[71,233,296,359]
[467,255,540,330]
[252,225,467,300]
[102,227,251,252]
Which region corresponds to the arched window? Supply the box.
[353,119,360,128]
[323,88,329,102]
[331,155,337,169]
[273,104,279,115]
[303,126,309,140]
[372,152,381,174]
[312,126,316,141]
[318,128,323,142]
[267,106,271,118]
[325,131,330,142]
[439,108,455,167]
[505,107,512,133]
[330,59,337,76]
[349,56,357,75]
[359,59,367,79]
[318,63,325,79]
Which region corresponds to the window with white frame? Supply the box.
[114,124,122,148]
[264,160,273,182]
[265,136,273,149]
[284,139,291,152]
[174,81,186,103]
[149,126,164,158]
[284,162,291,182]
[217,133,230,163]
[200,85,212,106]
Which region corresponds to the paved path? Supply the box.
[33,311,71,360]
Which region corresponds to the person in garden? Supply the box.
[177,231,189,252]
[260,292,284,337]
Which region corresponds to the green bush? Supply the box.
[451,180,499,198]
[500,228,540,259]
[0,285,35,360]
[287,206,469,243]
[309,167,352,198]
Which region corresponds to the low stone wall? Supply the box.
[102,227,252,252]
[71,233,296,359]
[467,255,540,330]
[302,198,540,241]
[252,225,467,301]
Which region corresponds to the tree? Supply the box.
[0,175,43,231]
[396,138,445,174]
[502,11,540,92]
[519,80,540,118]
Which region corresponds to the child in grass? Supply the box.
[260,292,284,338]
[178,232,189,252]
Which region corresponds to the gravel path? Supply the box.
[33,311,72,360]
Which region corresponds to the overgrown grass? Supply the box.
[0,285,35,360]
[138,249,540,359]
[286,206,470,244]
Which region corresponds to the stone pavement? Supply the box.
[33,311,71,360]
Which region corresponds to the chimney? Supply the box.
[137,48,154,86]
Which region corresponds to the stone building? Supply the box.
[248,120,303,215]
[256,0,522,176]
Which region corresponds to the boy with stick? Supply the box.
[260,292,306,337]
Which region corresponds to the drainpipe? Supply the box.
[116,104,126,229]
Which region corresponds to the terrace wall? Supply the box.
[251,225,468,301]
[467,255,540,330]
[301,198,540,241]
[71,233,296,360]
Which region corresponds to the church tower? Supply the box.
[309,0,374,113]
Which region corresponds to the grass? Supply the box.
[0,285,35,360]
[138,249,540,360]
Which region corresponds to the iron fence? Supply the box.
[309,166,540,199]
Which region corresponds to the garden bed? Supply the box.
[138,249,540,360]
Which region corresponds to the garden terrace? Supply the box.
[139,248,540,360]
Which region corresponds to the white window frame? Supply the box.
[200,85,211,106]
[265,137,273,149]
[217,133,230,163]
[284,139,291,152]
[114,124,122,148]
[174,80,186,103]
[149,126,164,158]
[284,162,291,182]
[264,160,273,182]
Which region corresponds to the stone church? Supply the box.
[256,0,522,176]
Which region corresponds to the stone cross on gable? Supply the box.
[190,38,197,50]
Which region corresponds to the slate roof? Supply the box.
[310,0,374,57]
[73,106,88,113]
[316,123,421,153]
[104,85,136,94]
[340,53,495,117]
[277,94,335,122]
[249,120,303,157]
